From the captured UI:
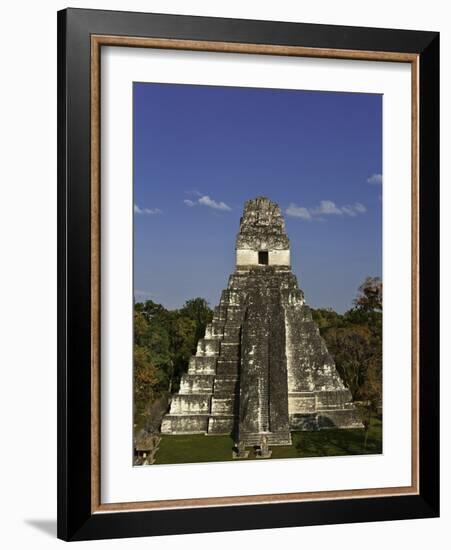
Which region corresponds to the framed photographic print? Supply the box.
[57,8,439,541]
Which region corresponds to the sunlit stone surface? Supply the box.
[161,197,362,446]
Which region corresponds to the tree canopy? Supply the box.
[133,298,213,434]
[312,277,382,444]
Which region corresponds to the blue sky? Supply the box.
[133,82,382,313]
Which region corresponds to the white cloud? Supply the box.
[134,204,162,215]
[183,194,231,211]
[367,173,383,185]
[286,200,366,221]
[198,195,231,211]
[286,203,312,220]
[311,200,342,215]
[354,202,367,213]
[341,202,367,216]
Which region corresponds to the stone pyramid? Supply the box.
[161,197,362,447]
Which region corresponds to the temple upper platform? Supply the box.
[236,197,290,268]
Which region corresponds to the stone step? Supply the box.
[196,338,220,357]
[219,341,240,359]
[259,416,270,432]
[179,374,214,394]
[161,414,209,434]
[317,409,363,429]
[169,394,211,415]
[220,289,242,306]
[213,392,238,400]
[188,356,217,375]
[205,321,225,339]
[222,322,241,341]
[315,389,353,409]
[288,394,316,414]
[219,299,239,310]
[214,377,238,393]
[216,360,239,376]
[259,384,270,432]
[213,305,227,322]
[207,415,234,434]
[239,432,292,447]
[211,397,236,415]
[225,307,245,323]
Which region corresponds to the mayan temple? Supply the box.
[161,197,362,447]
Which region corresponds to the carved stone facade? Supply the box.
[161,197,362,446]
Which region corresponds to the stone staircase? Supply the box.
[258,378,270,433]
[161,286,245,436]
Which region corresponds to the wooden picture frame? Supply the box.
[57,8,439,541]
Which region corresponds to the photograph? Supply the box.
[132,82,383,465]
[52,5,439,542]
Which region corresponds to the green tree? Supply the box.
[179,298,213,342]
[135,299,167,322]
[354,276,382,312]
[133,309,173,431]
[311,308,345,331]
[316,276,383,441]
[170,315,197,392]
[360,353,382,448]
[321,324,374,399]
[133,297,214,433]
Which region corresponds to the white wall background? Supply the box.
[0,0,448,548]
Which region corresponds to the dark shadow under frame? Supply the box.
[58,7,439,541]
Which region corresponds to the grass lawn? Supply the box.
[153,416,382,465]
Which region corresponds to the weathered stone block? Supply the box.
[288,393,316,413]
[219,342,240,359]
[169,394,211,415]
[315,389,353,410]
[224,307,244,322]
[222,322,241,342]
[196,338,220,356]
[207,416,234,434]
[216,360,239,376]
[211,397,235,415]
[213,377,238,394]
[179,374,214,394]
[161,415,209,434]
[318,409,363,429]
[187,356,217,375]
